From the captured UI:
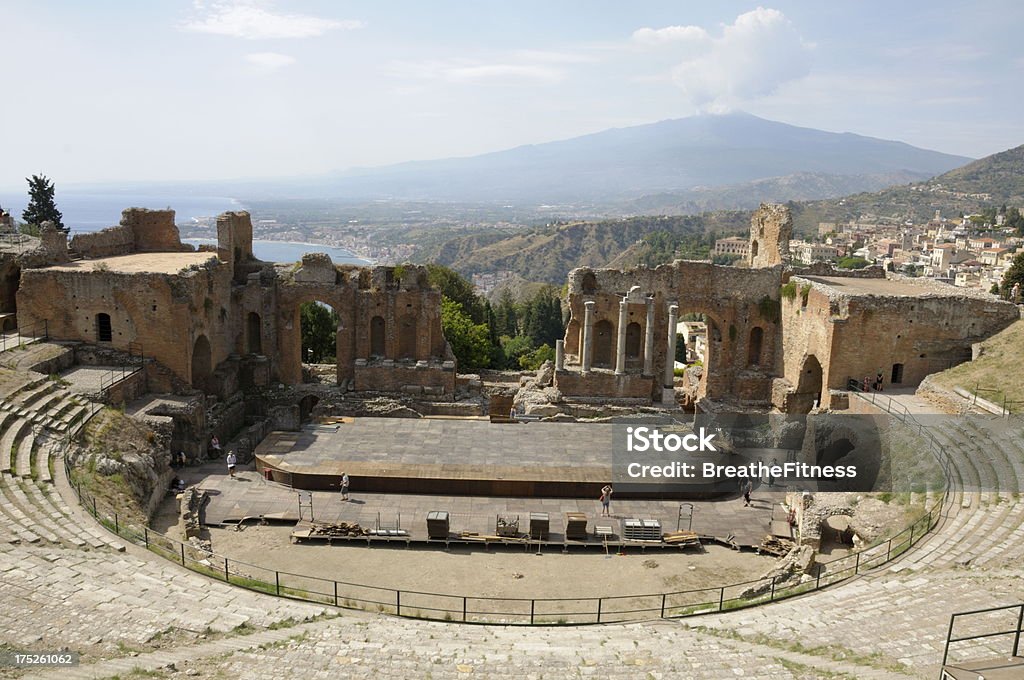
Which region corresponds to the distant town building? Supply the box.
[676,320,707,364]
[712,236,750,258]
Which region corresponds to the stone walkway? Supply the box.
[1,389,1022,679]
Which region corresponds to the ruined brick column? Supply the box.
[663,303,678,390]
[643,297,655,376]
[555,339,564,371]
[581,300,595,373]
[614,298,628,375]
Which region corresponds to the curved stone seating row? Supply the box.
[0,375,123,552]
[915,419,1024,570]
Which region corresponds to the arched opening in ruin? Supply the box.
[747,327,763,367]
[625,321,642,360]
[299,394,320,423]
[0,263,20,316]
[300,301,339,366]
[191,335,212,392]
[370,315,386,357]
[581,271,597,294]
[794,354,823,414]
[246,312,262,354]
[751,241,760,259]
[673,310,722,408]
[592,319,614,368]
[96,313,112,342]
[397,315,418,360]
[891,363,904,385]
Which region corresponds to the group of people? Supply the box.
[863,370,885,392]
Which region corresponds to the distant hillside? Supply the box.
[625,170,933,215]
[929,144,1024,202]
[790,144,1024,232]
[417,212,749,283]
[308,112,969,206]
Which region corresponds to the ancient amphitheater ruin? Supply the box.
[0,205,1021,679]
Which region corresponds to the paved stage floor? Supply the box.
[175,461,781,548]
[254,418,620,483]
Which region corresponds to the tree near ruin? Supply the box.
[300,301,339,363]
[1000,252,1024,299]
[22,174,66,233]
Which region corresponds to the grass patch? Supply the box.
[691,626,911,674]
[930,319,1024,413]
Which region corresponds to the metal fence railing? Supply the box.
[61,415,951,626]
[0,320,49,353]
[941,602,1024,676]
[96,342,144,402]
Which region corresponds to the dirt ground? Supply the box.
[201,521,775,602]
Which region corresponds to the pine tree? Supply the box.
[22,174,65,232]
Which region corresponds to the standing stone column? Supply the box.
[614,299,628,375]
[555,339,565,371]
[581,301,596,373]
[664,304,679,389]
[643,297,655,376]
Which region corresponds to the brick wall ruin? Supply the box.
[748,203,792,268]
[17,209,455,399]
[558,204,1019,412]
[70,208,184,259]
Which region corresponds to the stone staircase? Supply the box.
[0,381,1020,679]
[0,373,124,551]
[688,398,1024,676]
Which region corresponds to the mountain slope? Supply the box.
[417,212,749,283]
[789,143,1024,231]
[315,113,970,204]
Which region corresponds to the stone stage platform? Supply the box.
[176,463,780,549]
[253,418,745,499]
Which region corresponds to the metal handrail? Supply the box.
[941,602,1024,673]
[62,450,948,626]
[0,320,49,353]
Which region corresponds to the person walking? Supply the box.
[875,370,884,392]
[600,484,613,517]
[743,479,753,507]
[211,435,222,456]
[340,472,350,501]
[226,450,236,478]
[767,458,777,488]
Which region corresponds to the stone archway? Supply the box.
[625,321,642,360]
[397,315,417,360]
[747,327,764,367]
[793,354,823,414]
[298,300,342,383]
[593,319,614,368]
[370,315,386,357]
[191,335,212,392]
[247,312,262,354]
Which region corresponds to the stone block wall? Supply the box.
[70,208,183,258]
[353,363,456,395]
[553,370,653,399]
[562,260,783,403]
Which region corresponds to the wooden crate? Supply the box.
[426,511,450,539]
[529,512,549,539]
[565,512,588,540]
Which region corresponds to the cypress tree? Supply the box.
[22,174,66,232]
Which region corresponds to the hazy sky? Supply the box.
[1,1,1021,190]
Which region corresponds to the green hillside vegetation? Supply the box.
[930,319,1024,413]
[791,144,1024,235]
[418,212,749,283]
